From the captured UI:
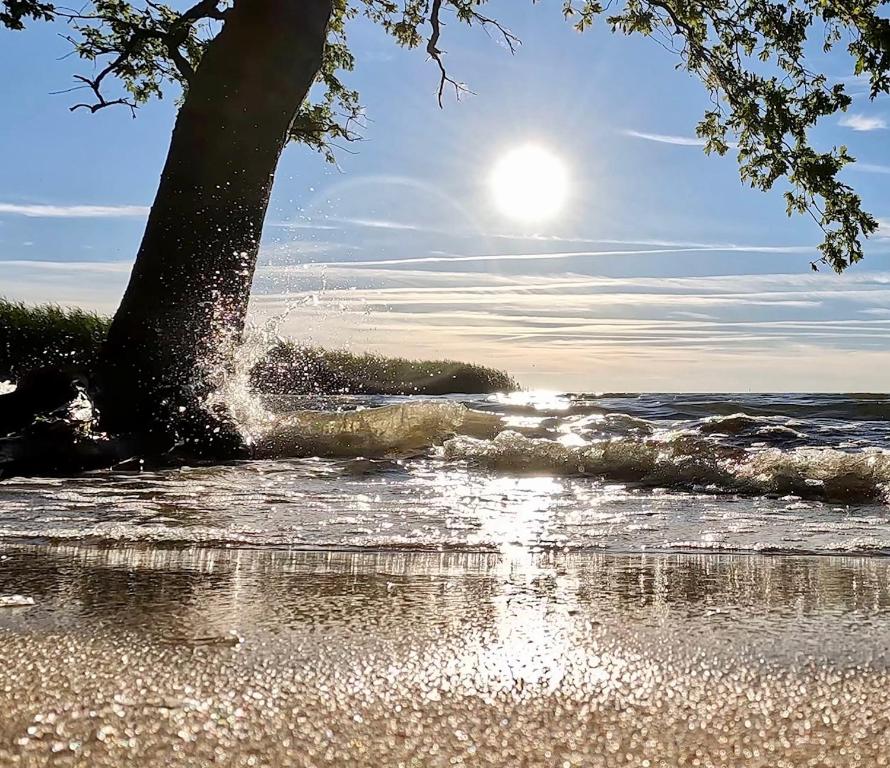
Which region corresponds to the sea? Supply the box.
[3,390,890,556]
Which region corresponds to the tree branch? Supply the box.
[55,0,229,113]
[462,7,519,54]
[427,0,469,108]
[69,74,136,115]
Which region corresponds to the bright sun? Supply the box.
[490,144,569,224]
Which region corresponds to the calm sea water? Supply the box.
[3,391,890,556]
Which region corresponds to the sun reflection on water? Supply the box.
[454,475,561,556]
[491,391,572,412]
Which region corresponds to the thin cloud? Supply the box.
[246,267,890,391]
[832,74,873,97]
[670,311,719,321]
[489,233,741,249]
[333,217,425,231]
[852,162,890,174]
[834,74,871,85]
[0,202,149,218]
[622,130,706,147]
[270,216,448,235]
[259,241,357,260]
[257,266,890,301]
[315,244,814,269]
[0,259,132,273]
[267,219,341,231]
[839,113,887,131]
[490,233,809,251]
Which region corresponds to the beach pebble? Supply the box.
[0,595,35,607]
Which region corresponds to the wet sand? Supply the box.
[1,545,889,766]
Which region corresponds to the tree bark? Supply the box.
[98,0,333,452]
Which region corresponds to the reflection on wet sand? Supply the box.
[1,545,890,766]
[3,545,890,632]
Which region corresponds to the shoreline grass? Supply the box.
[1,299,518,395]
[251,342,518,395]
[0,299,108,381]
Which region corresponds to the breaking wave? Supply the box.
[443,430,890,504]
[224,394,890,504]
[254,401,503,458]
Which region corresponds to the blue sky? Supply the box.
[2,4,890,391]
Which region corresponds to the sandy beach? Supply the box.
[0,544,888,766]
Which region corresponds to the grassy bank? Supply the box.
[251,342,517,395]
[0,300,109,381]
[0,299,517,395]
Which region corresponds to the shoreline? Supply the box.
[2,544,890,765]
[2,532,890,559]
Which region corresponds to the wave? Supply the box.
[443,430,890,504]
[240,398,890,504]
[2,524,889,557]
[254,401,503,458]
[3,524,890,557]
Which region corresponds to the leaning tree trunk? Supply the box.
[98,0,333,453]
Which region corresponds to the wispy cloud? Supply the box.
[839,113,887,132]
[670,311,719,321]
[258,241,357,261]
[852,162,890,175]
[0,259,130,313]
[0,202,149,218]
[267,219,341,231]
[247,268,890,391]
[490,233,805,251]
[333,217,425,232]
[622,130,706,147]
[312,244,814,269]
[268,216,445,235]
[0,259,132,273]
[491,232,720,248]
[832,74,873,97]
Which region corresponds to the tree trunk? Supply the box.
[98,0,333,452]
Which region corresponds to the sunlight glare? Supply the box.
[489,144,569,223]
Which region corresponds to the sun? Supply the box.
[489,144,569,224]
